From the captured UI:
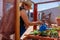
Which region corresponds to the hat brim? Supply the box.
[23,1,32,9]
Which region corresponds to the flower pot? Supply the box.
[56,17,60,26]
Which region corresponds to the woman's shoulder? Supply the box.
[20,7,26,16]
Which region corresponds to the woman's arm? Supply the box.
[20,10,42,26]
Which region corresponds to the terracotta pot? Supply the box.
[56,18,60,26]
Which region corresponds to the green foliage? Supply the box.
[40,31,48,37]
[50,31,58,38]
[30,30,41,35]
[30,28,59,38]
[51,28,60,31]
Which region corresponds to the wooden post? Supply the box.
[15,0,20,40]
[33,4,37,30]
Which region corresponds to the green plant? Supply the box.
[40,31,48,37]
[30,30,41,35]
[50,31,58,38]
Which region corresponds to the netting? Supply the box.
[0,0,15,40]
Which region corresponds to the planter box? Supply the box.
[23,35,57,40]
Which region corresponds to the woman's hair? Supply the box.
[21,2,29,7]
[20,1,32,9]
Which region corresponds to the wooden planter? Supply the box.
[23,35,57,40]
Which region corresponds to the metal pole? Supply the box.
[33,4,37,30]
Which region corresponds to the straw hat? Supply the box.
[20,1,32,9]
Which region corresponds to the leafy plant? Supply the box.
[50,31,58,38]
[40,31,48,37]
[30,30,41,35]
[30,28,59,38]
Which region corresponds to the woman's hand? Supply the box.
[37,19,43,24]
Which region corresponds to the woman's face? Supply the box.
[24,5,30,10]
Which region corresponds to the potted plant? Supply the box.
[56,16,60,26]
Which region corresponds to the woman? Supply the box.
[20,1,42,37]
